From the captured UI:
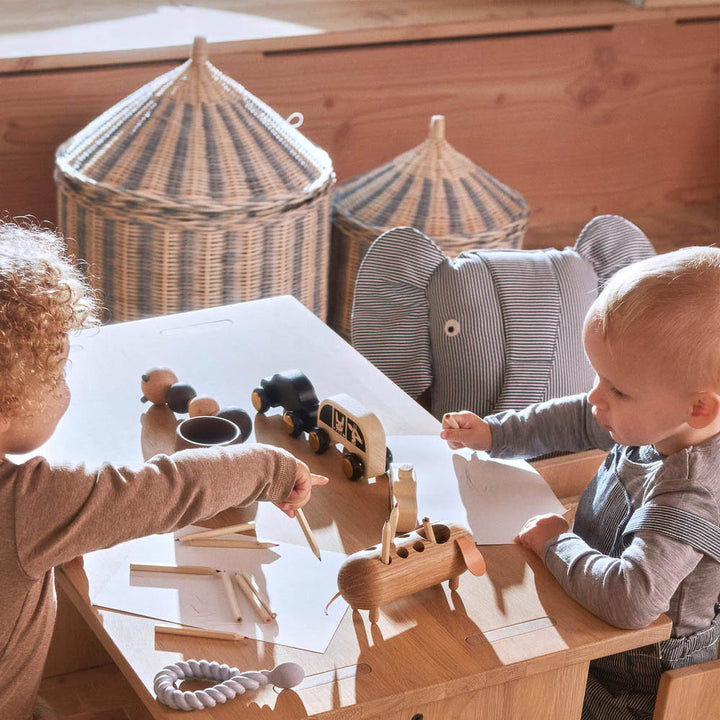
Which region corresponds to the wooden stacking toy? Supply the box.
[337,521,485,623]
[140,368,252,442]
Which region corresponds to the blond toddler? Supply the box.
[441,246,720,720]
[0,220,327,719]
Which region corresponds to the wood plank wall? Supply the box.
[0,13,718,242]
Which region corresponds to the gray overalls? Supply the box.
[577,447,720,720]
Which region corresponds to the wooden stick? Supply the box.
[295,507,321,560]
[423,516,437,543]
[233,573,273,623]
[155,625,243,641]
[220,571,243,622]
[241,572,277,619]
[388,502,400,537]
[180,538,278,549]
[380,519,393,564]
[177,522,256,542]
[130,563,220,575]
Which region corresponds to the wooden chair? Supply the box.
[653,657,720,719]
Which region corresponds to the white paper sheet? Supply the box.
[387,435,566,544]
[90,528,348,653]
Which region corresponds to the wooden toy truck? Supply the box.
[337,521,485,623]
[308,393,392,481]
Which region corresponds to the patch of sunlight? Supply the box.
[0,5,321,59]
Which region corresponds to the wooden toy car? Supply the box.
[337,521,485,623]
[308,393,392,481]
[251,370,319,437]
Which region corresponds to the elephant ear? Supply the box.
[352,226,446,399]
[575,214,656,290]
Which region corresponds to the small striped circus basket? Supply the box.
[55,36,335,322]
[329,115,529,339]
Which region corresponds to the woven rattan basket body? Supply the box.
[56,37,335,322]
[330,115,528,339]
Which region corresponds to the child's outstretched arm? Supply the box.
[276,461,328,518]
[440,411,492,451]
[15,444,327,572]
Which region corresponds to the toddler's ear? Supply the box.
[688,392,720,429]
[0,416,9,433]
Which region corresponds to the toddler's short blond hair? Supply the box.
[0,220,99,418]
[589,245,720,392]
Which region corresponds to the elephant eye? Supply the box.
[444,319,461,337]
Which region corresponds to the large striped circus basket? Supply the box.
[329,115,528,339]
[55,36,335,322]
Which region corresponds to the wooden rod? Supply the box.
[155,625,243,641]
[233,573,273,623]
[178,522,256,542]
[130,563,220,575]
[295,507,321,561]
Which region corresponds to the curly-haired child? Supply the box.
[0,220,327,720]
[442,246,720,720]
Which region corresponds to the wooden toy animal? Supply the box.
[388,463,418,533]
[308,393,392,481]
[251,369,319,437]
[337,521,485,622]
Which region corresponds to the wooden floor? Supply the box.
[39,664,153,720]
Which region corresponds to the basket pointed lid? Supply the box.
[56,37,334,215]
[334,115,527,240]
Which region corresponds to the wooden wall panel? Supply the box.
[0,16,717,236]
[0,61,178,223]
[217,17,718,225]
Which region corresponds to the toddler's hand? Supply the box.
[514,513,569,556]
[276,460,328,518]
[440,411,492,451]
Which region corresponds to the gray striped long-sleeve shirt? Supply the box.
[486,394,720,636]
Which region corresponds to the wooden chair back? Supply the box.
[653,657,720,719]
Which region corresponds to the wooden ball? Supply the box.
[141,368,179,405]
[165,383,197,414]
[217,407,253,442]
[187,396,221,417]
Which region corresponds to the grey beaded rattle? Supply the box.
[154,659,304,711]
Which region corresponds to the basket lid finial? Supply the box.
[192,36,209,64]
[429,115,446,141]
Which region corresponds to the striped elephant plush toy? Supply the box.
[351,215,655,421]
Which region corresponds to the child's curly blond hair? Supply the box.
[0,220,99,418]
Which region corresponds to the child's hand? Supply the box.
[440,411,493,451]
[514,513,569,556]
[276,460,328,518]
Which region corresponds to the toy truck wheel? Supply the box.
[251,387,270,413]
[282,411,305,438]
[385,447,393,472]
[308,427,330,454]
[342,452,364,481]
